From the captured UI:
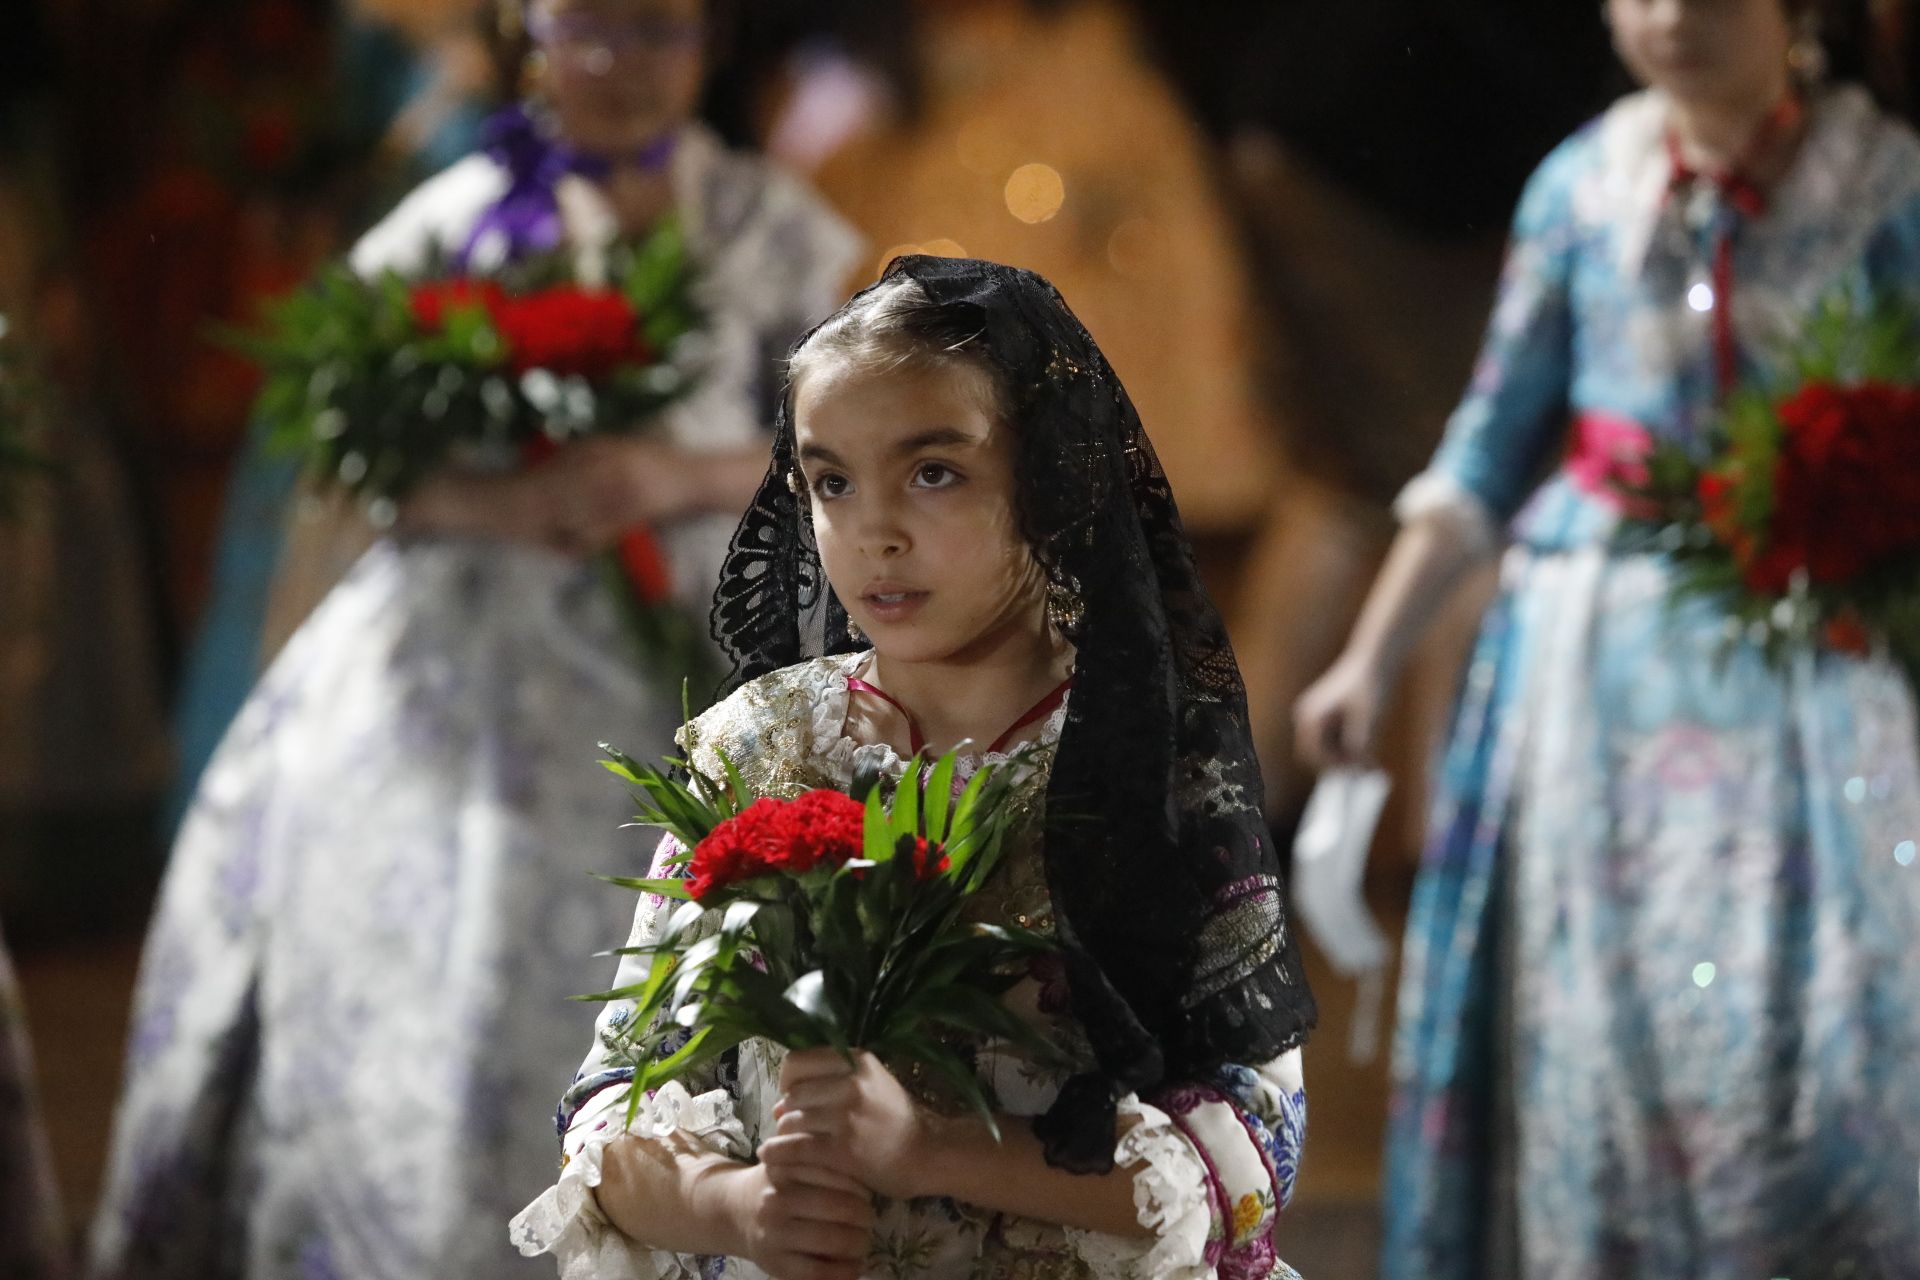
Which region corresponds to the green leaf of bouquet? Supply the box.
[750,903,797,986]
[897,936,981,987]
[635,773,720,846]
[923,750,957,842]
[854,867,897,951]
[946,766,993,869]
[714,965,831,1046]
[569,981,651,1003]
[597,943,684,960]
[624,215,686,310]
[715,749,754,812]
[598,757,644,786]
[892,758,923,843]
[948,816,1013,894]
[633,1023,736,1096]
[652,1028,741,1097]
[912,983,1034,1043]
[814,871,868,964]
[595,875,693,900]
[688,767,728,811]
[862,787,892,863]
[669,934,728,1010]
[578,940,675,1019]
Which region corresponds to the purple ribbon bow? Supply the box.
[456,104,679,272]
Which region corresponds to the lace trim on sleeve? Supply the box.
[1059,1096,1216,1280]
[509,1080,749,1278]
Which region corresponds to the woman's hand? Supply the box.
[770,1048,935,1202]
[1293,648,1390,770]
[397,467,564,549]
[717,1160,875,1280]
[524,435,709,555]
[394,437,706,555]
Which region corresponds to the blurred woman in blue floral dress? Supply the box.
[1297,2,1920,1276]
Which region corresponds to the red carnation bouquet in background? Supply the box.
[237,219,709,684]
[405,278,657,383]
[587,741,1060,1132]
[1617,296,1920,678]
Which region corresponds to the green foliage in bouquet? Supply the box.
[241,217,703,511]
[587,740,1062,1137]
[1615,294,1920,678]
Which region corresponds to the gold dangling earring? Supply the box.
[1045,576,1085,637]
[847,616,868,645]
[1787,7,1828,86]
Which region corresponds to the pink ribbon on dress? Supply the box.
[1565,409,1655,512]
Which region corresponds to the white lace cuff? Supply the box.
[1060,1096,1215,1280]
[508,1080,750,1279]
[1393,469,1501,559]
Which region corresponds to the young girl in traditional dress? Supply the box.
[511,255,1317,1279]
[89,3,858,1277]
[1295,1,1920,1275]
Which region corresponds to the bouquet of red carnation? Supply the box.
[245,218,700,507]
[404,278,658,383]
[239,218,710,682]
[588,742,1059,1132]
[1618,296,1920,676]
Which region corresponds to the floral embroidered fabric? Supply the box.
[511,656,1307,1279]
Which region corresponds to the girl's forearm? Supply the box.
[595,1131,754,1256]
[915,1112,1152,1239]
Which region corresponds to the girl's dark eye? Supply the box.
[913,462,960,488]
[813,472,850,498]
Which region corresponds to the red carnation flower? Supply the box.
[909,837,951,880]
[1757,379,1920,590]
[684,790,866,900]
[492,286,647,380]
[769,789,868,875]
[1776,382,1852,467]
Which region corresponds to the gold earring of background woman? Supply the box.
[1787,7,1828,85]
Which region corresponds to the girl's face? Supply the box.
[1607,0,1794,108]
[794,356,1049,666]
[531,0,707,155]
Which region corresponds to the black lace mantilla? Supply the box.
[708,255,1316,1171]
